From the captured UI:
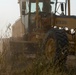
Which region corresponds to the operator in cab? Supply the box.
[43,0,51,13]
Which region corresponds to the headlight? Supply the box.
[71,29,75,34]
[59,27,62,30]
[64,27,69,31]
[54,26,57,28]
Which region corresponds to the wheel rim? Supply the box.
[45,38,56,62]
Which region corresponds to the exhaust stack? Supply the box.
[68,0,70,16]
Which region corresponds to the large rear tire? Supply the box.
[43,28,69,67]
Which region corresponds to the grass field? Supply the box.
[8,55,76,75]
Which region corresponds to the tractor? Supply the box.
[0,0,76,74]
[19,0,76,64]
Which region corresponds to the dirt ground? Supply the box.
[64,55,76,75]
[66,55,76,68]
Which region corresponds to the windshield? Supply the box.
[31,2,43,12]
[30,0,57,13]
[51,0,56,13]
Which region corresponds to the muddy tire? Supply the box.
[43,28,69,66]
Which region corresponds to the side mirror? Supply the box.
[61,3,64,11]
[22,1,26,15]
[22,2,26,10]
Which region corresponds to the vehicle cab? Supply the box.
[18,0,57,33]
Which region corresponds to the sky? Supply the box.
[70,0,76,15]
[0,0,20,33]
[0,0,76,34]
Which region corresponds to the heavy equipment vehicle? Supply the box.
[19,0,76,62]
[0,0,76,75]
